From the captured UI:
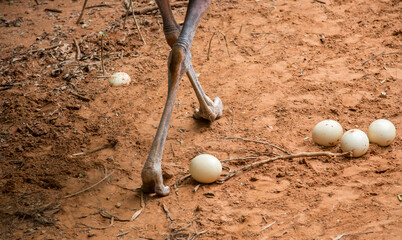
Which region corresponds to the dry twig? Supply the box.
[361,51,401,66]
[73,38,82,60]
[361,52,385,66]
[0,84,15,91]
[124,1,188,16]
[128,0,146,45]
[86,3,114,9]
[30,44,60,54]
[173,174,191,187]
[63,171,114,198]
[76,0,89,24]
[220,137,291,155]
[261,221,276,231]
[71,140,117,157]
[207,31,230,60]
[100,209,130,222]
[130,208,143,221]
[45,8,62,13]
[333,231,374,240]
[117,231,130,237]
[191,230,208,240]
[162,203,174,221]
[218,152,351,183]
[70,90,91,102]
[100,33,106,75]
[222,155,260,163]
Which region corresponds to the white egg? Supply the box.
[190,154,222,184]
[340,129,369,157]
[109,72,131,87]
[367,119,396,146]
[312,120,344,146]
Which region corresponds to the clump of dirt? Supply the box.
[0,0,401,239]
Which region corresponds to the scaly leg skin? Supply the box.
[141,46,186,196]
[186,63,223,121]
[142,0,219,196]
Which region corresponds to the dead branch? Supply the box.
[217,152,351,183]
[261,221,276,231]
[71,140,117,157]
[86,3,114,9]
[313,0,326,4]
[333,231,374,240]
[162,203,174,221]
[0,84,15,91]
[76,0,89,24]
[100,209,130,222]
[44,8,62,13]
[30,44,60,54]
[34,0,40,5]
[70,90,91,102]
[222,155,260,163]
[63,171,114,198]
[117,231,130,237]
[361,51,402,66]
[173,174,191,187]
[124,1,188,16]
[130,208,143,221]
[191,230,208,240]
[12,202,61,226]
[220,137,291,155]
[73,38,82,60]
[100,33,105,75]
[361,52,385,66]
[207,31,230,60]
[127,0,146,45]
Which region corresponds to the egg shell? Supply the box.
[190,154,222,184]
[312,120,344,146]
[109,72,131,87]
[340,129,370,157]
[367,119,396,146]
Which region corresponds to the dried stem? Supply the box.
[222,155,260,163]
[63,171,114,198]
[100,209,130,222]
[333,231,374,240]
[100,33,105,75]
[261,221,276,231]
[127,0,146,45]
[207,31,230,60]
[70,90,91,102]
[361,51,402,66]
[71,140,117,157]
[76,0,89,24]
[73,38,82,60]
[173,174,191,187]
[124,1,188,16]
[220,137,291,155]
[45,8,62,13]
[162,203,174,221]
[86,3,113,9]
[217,152,351,183]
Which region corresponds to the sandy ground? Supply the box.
[0,0,401,239]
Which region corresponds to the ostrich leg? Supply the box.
[141,0,222,196]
